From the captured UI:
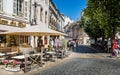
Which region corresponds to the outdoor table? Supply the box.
[12,53,43,72]
[6,52,18,55]
[46,51,56,61]
[0,53,6,63]
[55,50,65,58]
[12,55,29,72]
[46,51,56,54]
[12,55,25,59]
[0,53,5,56]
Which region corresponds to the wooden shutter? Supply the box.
[0,0,3,11]
[24,1,28,19]
[13,0,17,15]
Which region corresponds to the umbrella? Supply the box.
[0,25,67,36]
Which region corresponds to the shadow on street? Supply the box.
[73,45,106,54]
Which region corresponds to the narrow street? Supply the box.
[34,45,120,75]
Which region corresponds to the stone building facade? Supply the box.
[0,0,67,48]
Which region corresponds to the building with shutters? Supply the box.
[0,0,31,47]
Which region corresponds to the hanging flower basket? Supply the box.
[4,60,21,72]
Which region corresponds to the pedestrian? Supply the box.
[37,37,43,52]
[49,38,54,48]
[70,41,74,50]
[67,40,71,50]
[111,40,118,57]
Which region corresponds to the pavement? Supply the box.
[33,52,120,75]
[33,45,120,75]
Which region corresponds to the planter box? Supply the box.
[5,65,20,72]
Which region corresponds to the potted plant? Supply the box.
[4,60,21,71]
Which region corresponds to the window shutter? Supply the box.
[13,0,17,15]
[0,0,3,11]
[24,1,28,19]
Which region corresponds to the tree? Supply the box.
[79,15,102,44]
[78,0,120,51]
[80,0,120,45]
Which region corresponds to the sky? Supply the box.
[53,0,87,21]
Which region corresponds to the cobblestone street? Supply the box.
[34,45,120,75]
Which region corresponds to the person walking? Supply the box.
[49,38,54,48]
[112,40,118,57]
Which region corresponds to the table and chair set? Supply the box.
[0,47,70,73]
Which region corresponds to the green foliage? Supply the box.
[79,0,120,40]
[80,16,102,39]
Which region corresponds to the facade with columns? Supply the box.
[0,0,66,48]
[30,0,50,48]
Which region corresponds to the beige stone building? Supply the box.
[0,0,66,48]
[0,0,31,47]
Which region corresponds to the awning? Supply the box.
[0,25,67,36]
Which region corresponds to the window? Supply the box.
[0,0,3,11]
[45,11,47,24]
[40,8,43,22]
[13,0,22,16]
[24,1,28,19]
[45,0,48,5]
[13,0,17,14]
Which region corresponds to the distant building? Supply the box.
[62,15,74,27]
[75,23,90,45]
[49,0,65,32]
[64,22,90,45]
